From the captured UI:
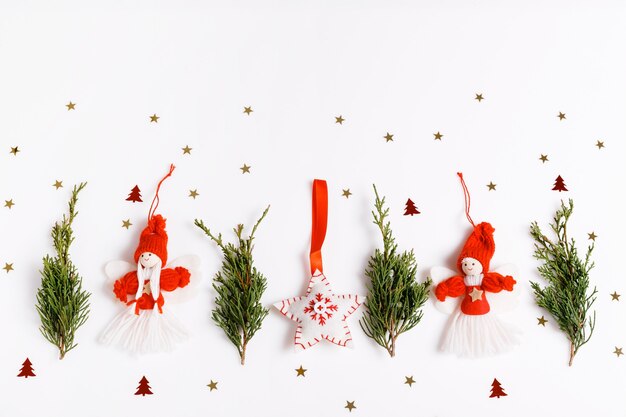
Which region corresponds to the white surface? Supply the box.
[1,1,625,416]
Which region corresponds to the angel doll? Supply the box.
[100,165,199,353]
[431,173,521,357]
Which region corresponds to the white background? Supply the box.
[1,1,625,416]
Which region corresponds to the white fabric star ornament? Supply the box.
[275,270,363,350]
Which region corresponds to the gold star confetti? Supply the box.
[122,219,132,229]
[10,146,20,156]
[614,347,623,357]
[4,199,14,209]
[189,189,199,199]
[596,140,605,150]
[182,145,192,154]
[53,180,63,189]
[66,101,76,110]
[433,131,443,140]
[149,114,159,123]
[342,189,352,199]
[240,164,251,174]
[243,106,253,115]
[539,154,549,163]
[295,366,307,377]
[610,292,620,301]
[475,93,484,102]
[404,376,415,387]
[557,112,566,120]
[588,232,597,241]
[207,380,218,391]
[345,401,356,412]
[487,182,497,191]
[384,132,393,142]
[335,115,345,124]
[3,263,13,273]
[537,316,548,326]
[469,287,483,302]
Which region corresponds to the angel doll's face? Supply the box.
[139,252,160,268]
[461,257,483,275]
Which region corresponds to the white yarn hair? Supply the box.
[135,258,162,307]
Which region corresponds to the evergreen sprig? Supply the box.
[530,199,597,366]
[360,185,431,357]
[195,206,270,365]
[36,183,90,360]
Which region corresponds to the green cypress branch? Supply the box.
[360,185,431,357]
[195,206,270,365]
[530,199,597,366]
[35,183,90,359]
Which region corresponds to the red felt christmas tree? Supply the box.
[135,376,153,396]
[17,358,36,378]
[552,175,568,192]
[126,185,143,203]
[489,378,507,398]
[403,198,420,216]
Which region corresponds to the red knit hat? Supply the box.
[457,222,495,273]
[134,214,168,265]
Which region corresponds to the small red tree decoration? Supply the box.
[552,175,568,192]
[17,358,36,378]
[135,376,153,396]
[403,199,420,216]
[489,378,507,398]
[126,185,143,203]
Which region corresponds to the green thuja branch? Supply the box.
[360,185,431,357]
[195,206,270,365]
[530,199,597,366]
[36,183,90,359]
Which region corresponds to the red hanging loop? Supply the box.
[148,164,175,221]
[309,179,328,275]
[457,172,476,228]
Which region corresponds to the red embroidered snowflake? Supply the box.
[303,293,338,326]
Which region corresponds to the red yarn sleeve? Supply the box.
[482,272,516,293]
[155,293,165,313]
[159,267,191,292]
[113,271,139,303]
[435,276,465,301]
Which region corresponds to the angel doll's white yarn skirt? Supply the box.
[100,305,188,354]
[440,309,521,357]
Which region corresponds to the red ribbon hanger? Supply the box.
[457,172,476,228]
[309,179,328,275]
[148,164,175,221]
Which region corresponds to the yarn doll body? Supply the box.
[101,166,199,354]
[101,214,198,353]
[101,215,199,354]
[433,224,520,357]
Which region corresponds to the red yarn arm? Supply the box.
[175,267,191,288]
[113,271,139,303]
[482,272,516,293]
[435,276,465,301]
[155,293,165,313]
[159,267,191,292]
[159,269,178,292]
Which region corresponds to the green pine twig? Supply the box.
[194,205,270,365]
[530,199,597,366]
[359,185,431,357]
[35,182,90,359]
